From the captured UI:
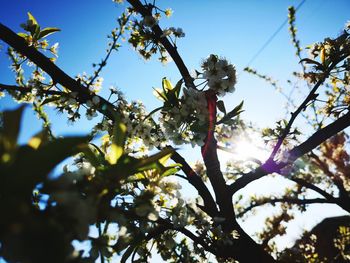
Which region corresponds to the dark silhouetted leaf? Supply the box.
[217,100,226,114]
[2,105,25,152]
[217,100,244,125]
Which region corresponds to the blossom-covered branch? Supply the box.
[0,22,220,218]
[0,83,65,96]
[0,24,86,97]
[126,0,194,88]
[87,12,131,89]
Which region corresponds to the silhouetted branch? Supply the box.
[230,110,350,195]
[269,59,344,160]
[168,146,219,218]
[291,177,334,200]
[237,197,335,217]
[291,174,350,214]
[201,90,235,230]
[309,152,350,202]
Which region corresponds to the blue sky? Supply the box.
[1,0,349,140]
[1,0,350,256]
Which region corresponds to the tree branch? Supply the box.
[0,83,66,96]
[0,12,277,262]
[118,224,168,263]
[269,80,324,159]
[87,12,131,89]
[309,151,350,202]
[237,197,336,217]
[0,22,118,120]
[269,57,348,160]
[113,206,217,256]
[0,22,219,218]
[289,111,350,158]
[168,147,219,218]
[125,0,221,218]
[156,218,217,255]
[0,24,87,97]
[230,110,350,195]
[201,90,235,231]
[126,0,194,88]
[290,177,335,201]
[291,177,350,213]
[123,3,276,260]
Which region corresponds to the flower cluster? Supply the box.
[201,54,237,96]
[169,199,194,228]
[85,95,100,120]
[140,15,159,28]
[345,20,350,32]
[120,101,165,151]
[97,91,166,152]
[48,160,98,241]
[161,27,185,38]
[159,87,208,146]
[76,72,103,93]
[307,26,350,72]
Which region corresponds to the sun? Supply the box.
[235,138,269,161]
[218,132,270,164]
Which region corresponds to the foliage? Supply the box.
[0,1,349,263]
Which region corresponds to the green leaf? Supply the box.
[217,100,226,114]
[217,100,244,125]
[299,58,323,69]
[24,136,88,176]
[162,77,173,92]
[164,79,182,106]
[173,79,183,99]
[222,119,236,125]
[153,87,167,102]
[107,119,127,164]
[27,129,50,149]
[25,12,40,38]
[158,151,173,165]
[161,167,179,177]
[38,27,61,39]
[3,136,88,194]
[136,148,174,168]
[27,12,38,26]
[133,147,174,171]
[33,24,41,39]
[109,147,175,178]
[1,105,25,152]
[17,32,28,38]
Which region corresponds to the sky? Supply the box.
[1,0,349,137]
[1,0,350,258]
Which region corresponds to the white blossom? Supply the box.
[141,16,158,28]
[92,95,100,105]
[201,54,237,96]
